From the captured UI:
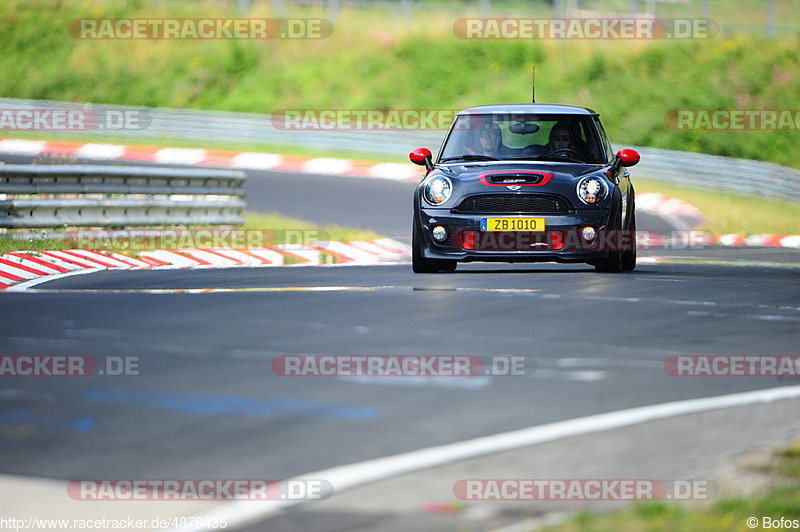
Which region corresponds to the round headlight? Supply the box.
[577,176,608,205]
[423,175,453,205]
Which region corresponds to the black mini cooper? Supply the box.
[410,103,640,273]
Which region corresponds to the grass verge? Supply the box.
[0,210,380,256]
[543,441,800,532]
[242,211,380,243]
[635,178,800,235]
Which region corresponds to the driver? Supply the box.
[549,122,601,162]
[549,124,576,153]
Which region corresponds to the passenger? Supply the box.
[477,124,505,157]
[462,120,509,158]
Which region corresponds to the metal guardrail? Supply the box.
[628,146,800,203]
[0,165,246,228]
[1,98,799,202]
[0,97,437,161]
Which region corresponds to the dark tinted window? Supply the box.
[440,113,604,164]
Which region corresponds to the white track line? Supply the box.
[172,384,800,531]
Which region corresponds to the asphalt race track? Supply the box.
[1,154,799,531]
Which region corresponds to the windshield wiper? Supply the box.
[441,155,500,162]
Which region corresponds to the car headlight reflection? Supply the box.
[577,176,608,205]
[423,175,452,205]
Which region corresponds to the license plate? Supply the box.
[480,217,545,232]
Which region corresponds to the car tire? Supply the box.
[412,220,457,274]
[621,211,637,272]
[594,250,623,273]
[594,204,624,273]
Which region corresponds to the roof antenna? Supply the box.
[531,66,536,103]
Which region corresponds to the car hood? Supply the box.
[436,161,605,182]
[420,161,614,210]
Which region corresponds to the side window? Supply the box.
[594,117,615,163]
[577,122,588,142]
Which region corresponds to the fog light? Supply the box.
[581,226,597,242]
[431,225,448,242]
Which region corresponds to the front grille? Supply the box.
[453,194,572,213]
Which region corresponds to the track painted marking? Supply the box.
[0,410,94,433]
[170,385,800,531]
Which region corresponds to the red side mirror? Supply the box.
[409,147,432,167]
[616,149,640,167]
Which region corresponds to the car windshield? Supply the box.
[440,113,606,164]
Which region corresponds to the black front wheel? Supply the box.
[594,248,623,273]
[594,205,625,273]
[621,211,637,272]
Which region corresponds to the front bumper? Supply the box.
[418,207,613,263]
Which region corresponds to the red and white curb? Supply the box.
[715,234,800,248]
[636,194,800,248]
[621,231,800,249]
[0,238,412,290]
[0,139,423,181]
[636,192,704,232]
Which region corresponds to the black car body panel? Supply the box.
[411,103,637,270]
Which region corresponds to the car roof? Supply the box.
[458,103,598,116]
